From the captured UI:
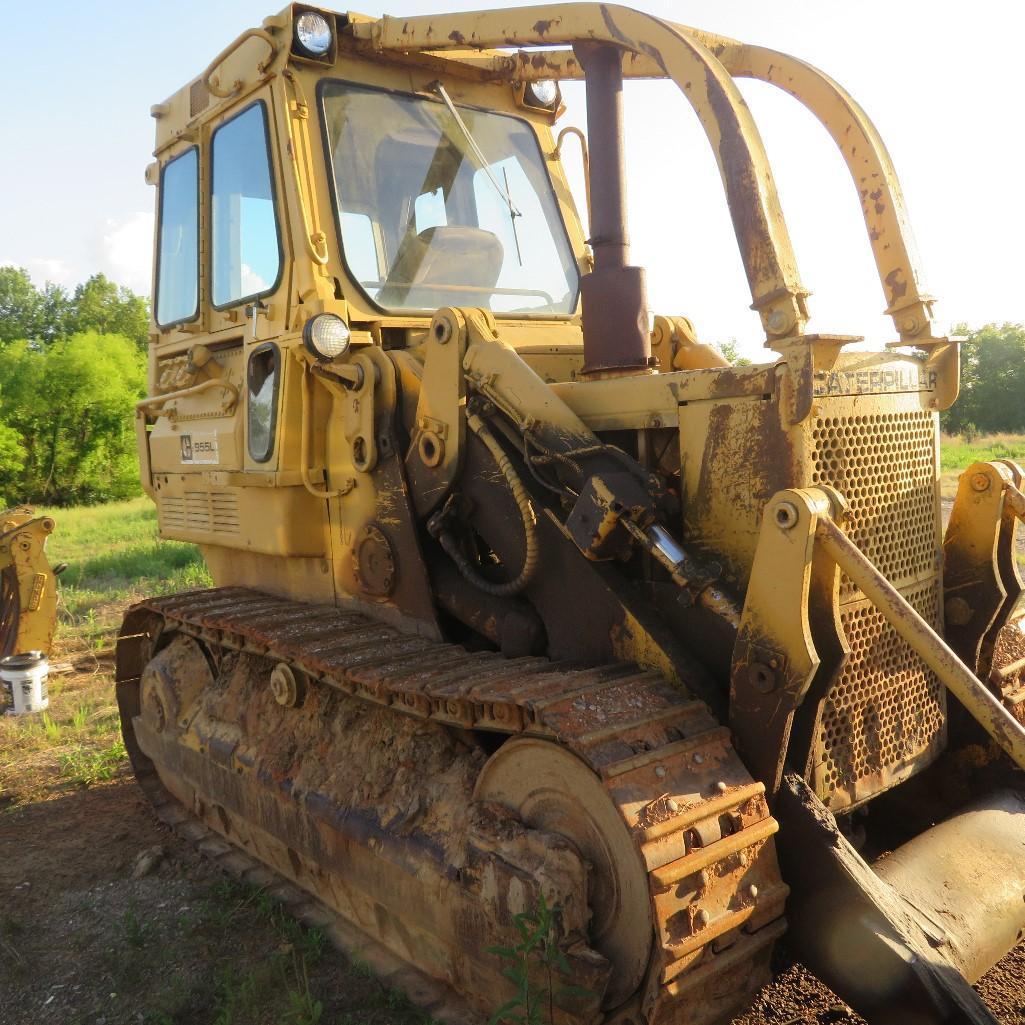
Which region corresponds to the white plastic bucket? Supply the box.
[1,651,49,714]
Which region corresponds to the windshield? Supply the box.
[320,81,580,315]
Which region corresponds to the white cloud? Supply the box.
[0,257,77,289]
[95,211,155,296]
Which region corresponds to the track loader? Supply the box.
[118,5,1025,1023]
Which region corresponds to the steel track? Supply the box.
[116,587,788,1025]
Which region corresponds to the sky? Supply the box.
[1,1,1022,359]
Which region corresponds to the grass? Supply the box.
[940,431,1025,473]
[0,497,210,807]
[39,496,211,639]
[939,431,1025,500]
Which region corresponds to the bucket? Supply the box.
[1,651,49,714]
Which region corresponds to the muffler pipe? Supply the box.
[574,42,650,376]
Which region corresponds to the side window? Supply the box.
[211,103,281,308]
[247,344,280,463]
[155,148,198,326]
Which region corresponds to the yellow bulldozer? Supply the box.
[117,5,1025,1023]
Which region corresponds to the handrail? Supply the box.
[299,359,341,499]
[554,126,591,226]
[136,376,239,415]
[350,3,811,342]
[281,69,330,266]
[203,27,278,99]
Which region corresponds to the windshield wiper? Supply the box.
[427,80,523,222]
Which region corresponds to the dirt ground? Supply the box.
[3,692,1025,1025]
[0,772,442,1025]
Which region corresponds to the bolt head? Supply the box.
[749,662,776,694]
[971,471,991,492]
[775,501,799,530]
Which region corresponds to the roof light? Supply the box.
[303,314,350,360]
[294,12,332,57]
[524,79,560,109]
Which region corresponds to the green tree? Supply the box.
[68,274,150,350]
[37,282,72,343]
[0,267,42,344]
[943,323,1025,434]
[716,339,752,366]
[0,332,145,505]
[0,420,27,506]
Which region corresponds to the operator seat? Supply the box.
[379,225,504,308]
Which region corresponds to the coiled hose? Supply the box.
[436,412,538,597]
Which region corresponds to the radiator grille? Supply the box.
[811,412,936,597]
[159,492,239,537]
[817,581,945,795]
[809,411,944,809]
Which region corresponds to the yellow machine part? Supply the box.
[0,507,59,659]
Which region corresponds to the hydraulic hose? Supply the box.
[437,412,538,597]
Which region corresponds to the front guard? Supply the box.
[731,473,1025,1024]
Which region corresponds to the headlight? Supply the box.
[303,314,350,360]
[524,79,560,109]
[294,11,333,57]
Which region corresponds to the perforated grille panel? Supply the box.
[817,581,945,797]
[808,410,945,809]
[811,412,937,596]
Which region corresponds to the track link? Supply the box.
[117,587,787,1025]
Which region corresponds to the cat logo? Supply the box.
[181,435,193,461]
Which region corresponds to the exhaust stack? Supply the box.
[575,43,650,376]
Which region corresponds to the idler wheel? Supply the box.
[474,737,651,1007]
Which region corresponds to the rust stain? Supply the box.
[448,29,466,45]
[639,40,668,75]
[884,268,908,304]
[532,18,555,37]
[704,65,780,299]
[599,4,633,47]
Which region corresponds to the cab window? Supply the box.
[321,81,579,315]
[211,103,282,308]
[247,344,280,463]
[155,148,198,326]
